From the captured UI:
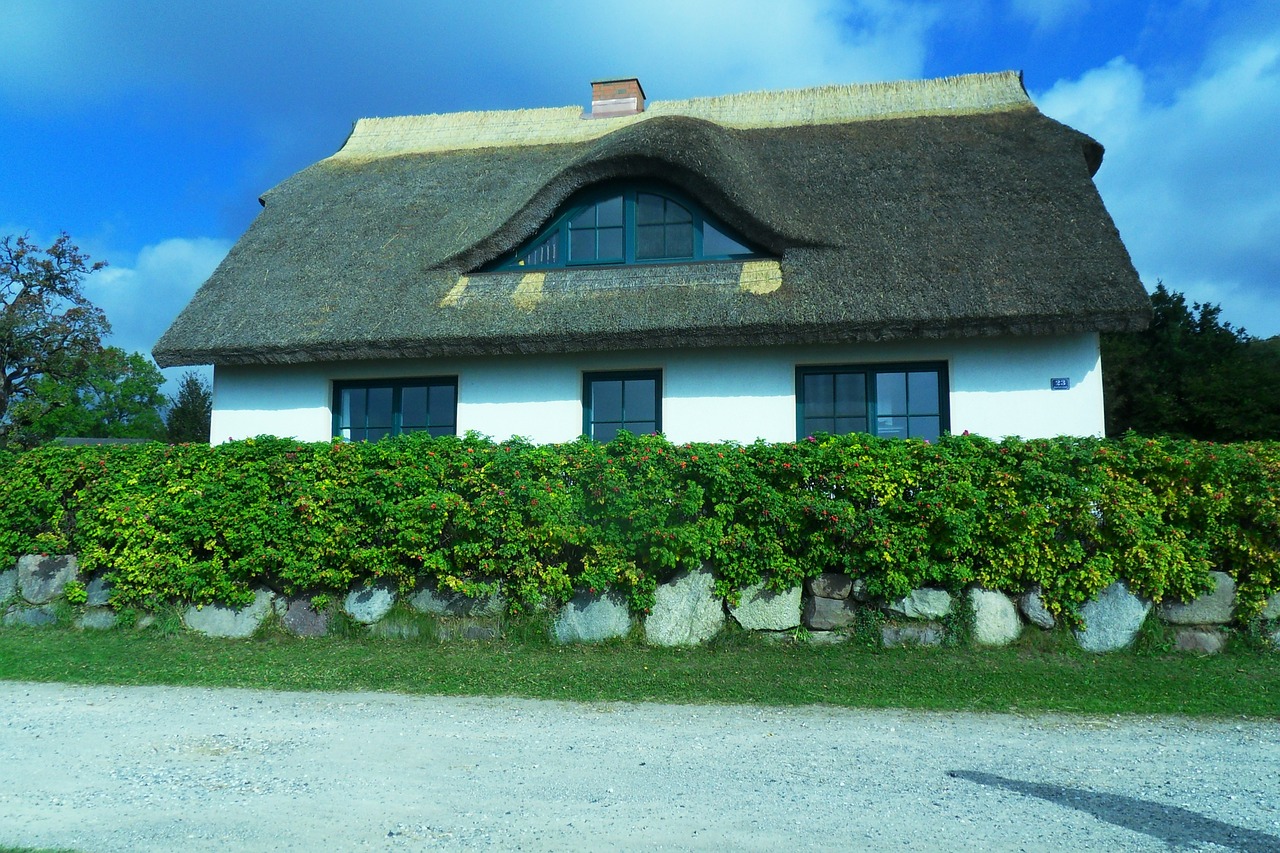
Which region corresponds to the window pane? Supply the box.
[570,206,596,229]
[665,224,693,258]
[876,416,907,438]
[597,227,624,261]
[569,228,595,262]
[342,388,365,429]
[834,416,868,434]
[401,386,428,428]
[803,373,834,418]
[908,371,940,415]
[624,378,656,421]
[908,416,941,443]
[876,372,907,417]
[664,200,692,224]
[367,426,391,442]
[429,384,455,428]
[367,387,393,428]
[834,373,866,418]
[347,427,366,442]
[702,222,752,257]
[622,421,656,436]
[804,417,834,436]
[597,195,624,227]
[592,380,623,422]
[594,422,621,443]
[636,193,664,225]
[636,224,663,259]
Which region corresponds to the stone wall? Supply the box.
[3,556,1278,653]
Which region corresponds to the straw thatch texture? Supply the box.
[153,73,1148,367]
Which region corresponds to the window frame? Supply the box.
[332,376,459,441]
[795,362,950,441]
[483,182,764,271]
[582,369,663,442]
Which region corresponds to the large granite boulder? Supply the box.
[888,587,953,619]
[84,572,113,607]
[4,604,57,627]
[408,584,503,618]
[554,591,633,643]
[1074,581,1151,652]
[881,623,944,647]
[0,568,17,601]
[184,588,275,638]
[281,597,332,637]
[807,573,852,599]
[1173,628,1228,654]
[1260,592,1280,620]
[729,583,801,631]
[968,588,1022,646]
[344,581,396,624]
[1018,587,1056,630]
[644,567,724,646]
[803,595,859,631]
[1158,572,1235,625]
[75,608,118,631]
[17,555,78,604]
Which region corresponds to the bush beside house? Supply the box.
[0,432,1277,650]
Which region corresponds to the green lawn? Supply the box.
[1,622,1276,717]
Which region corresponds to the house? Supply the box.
[153,72,1150,445]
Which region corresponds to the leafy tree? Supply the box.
[0,233,109,440]
[1102,283,1280,440]
[166,370,213,443]
[7,347,166,444]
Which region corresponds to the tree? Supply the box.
[0,233,109,439]
[1102,283,1280,440]
[7,347,167,444]
[166,370,213,443]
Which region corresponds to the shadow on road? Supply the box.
[949,769,1280,853]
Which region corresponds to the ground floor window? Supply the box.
[333,378,457,441]
[796,363,948,442]
[583,370,661,441]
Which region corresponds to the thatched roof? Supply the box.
[153,71,1149,367]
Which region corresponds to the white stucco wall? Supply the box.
[210,333,1104,445]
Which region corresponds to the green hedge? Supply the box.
[1,432,1277,623]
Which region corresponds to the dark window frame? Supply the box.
[796,362,950,441]
[332,376,458,441]
[582,369,663,442]
[482,182,764,271]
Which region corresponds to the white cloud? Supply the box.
[0,1,936,110]
[1038,30,1280,338]
[1008,0,1090,32]
[85,237,231,358]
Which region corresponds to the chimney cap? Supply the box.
[591,76,646,99]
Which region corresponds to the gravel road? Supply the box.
[1,682,1277,852]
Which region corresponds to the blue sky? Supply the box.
[3,0,1278,389]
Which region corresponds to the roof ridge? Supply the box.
[332,71,1032,160]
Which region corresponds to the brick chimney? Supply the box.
[588,77,645,118]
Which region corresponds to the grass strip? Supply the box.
[1,625,1276,717]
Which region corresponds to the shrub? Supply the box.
[0,432,1275,621]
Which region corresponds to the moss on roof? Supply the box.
[153,72,1148,367]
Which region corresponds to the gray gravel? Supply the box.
[1,681,1277,852]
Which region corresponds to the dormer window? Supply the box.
[484,183,762,271]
